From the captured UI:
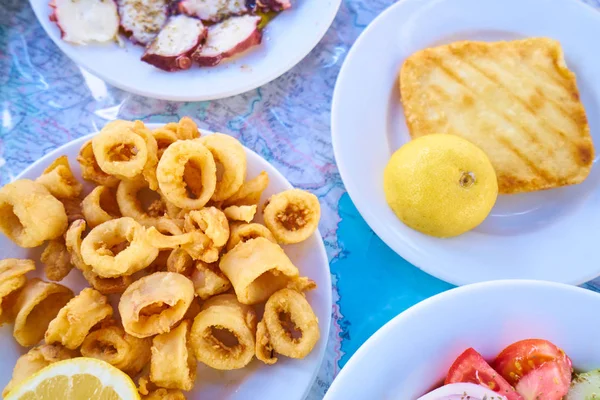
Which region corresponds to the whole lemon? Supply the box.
[383,134,498,238]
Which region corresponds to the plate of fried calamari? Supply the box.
[332,0,600,285]
[29,0,342,100]
[0,118,331,399]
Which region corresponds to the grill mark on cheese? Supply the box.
[451,46,593,168]
[449,52,573,147]
[399,38,593,194]
[427,83,551,184]
[469,45,589,138]
[496,137,552,184]
[432,58,558,163]
[509,62,590,136]
[458,47,582,128]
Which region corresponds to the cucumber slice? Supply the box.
[566,370,600,400]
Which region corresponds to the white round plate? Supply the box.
[331,0,600,286]
[0,125,331,400]
[28,1,341,101]
[324,280,600,399]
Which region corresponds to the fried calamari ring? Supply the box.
[92,120,149,180]
[190,294,256,370]
[2,344,76,397]
[13,278,74,347]
[198,134,247,201]
[119,272,194,338]
[261,288,319,359]
[81,324,152,376]
[255,319,277,365]
[152,127,179,159]
[156,140,217,209]
[77,140,120,188]
[223,205,256,222]
[65,219,89,272]
[132,120,159,190]
[65,219,132,294]
[226,222,276,252]
[150,320,196,391]
[116,178,175,228]
[81,217,159,278]
[82,185,121,228]
[41,238,73,282]
[0,179,68,248]
[35,156,82,199]
[219,237,300,305]
[45,287,114,349]
[190,261,231,300]
[167,248,194,275]
[223,171,269,207]
[0,259,35,325]
[263,189,321,244]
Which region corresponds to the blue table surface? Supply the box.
[2,0,600,398]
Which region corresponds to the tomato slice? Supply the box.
[445,348,523,400]
[492,339,572,386]
[514,360,571,400]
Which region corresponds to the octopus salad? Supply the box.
[48,0,291,71]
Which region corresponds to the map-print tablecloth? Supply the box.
[2,0,600,397]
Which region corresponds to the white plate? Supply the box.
[0,125,332,400]
[324,280,600,399]
[28,1,341,101]
[331,0,600,286]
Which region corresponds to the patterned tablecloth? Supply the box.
[2,0,600,398]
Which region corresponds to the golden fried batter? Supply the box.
[45,287,113,349]
[41,238,73,282]
[0,259,35,325]
[13,279,74,347]
[36,155,83,199]
[81,324,151,376]
[119,272,194,338]
[223,171,269,207]
[190,261,231,300]
[263,189,321,244]
[190,294,257,370]
[150,320,196,391]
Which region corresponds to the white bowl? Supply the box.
[331,0,600,285]
[28,0,341,101]
[324,280,600,399]
[0,126,332,400]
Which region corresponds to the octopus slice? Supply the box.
[192,15,261,67]
[142,15,207,72]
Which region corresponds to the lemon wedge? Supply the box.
[4,357,140,400]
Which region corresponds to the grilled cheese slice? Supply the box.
[399,38,594,194]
